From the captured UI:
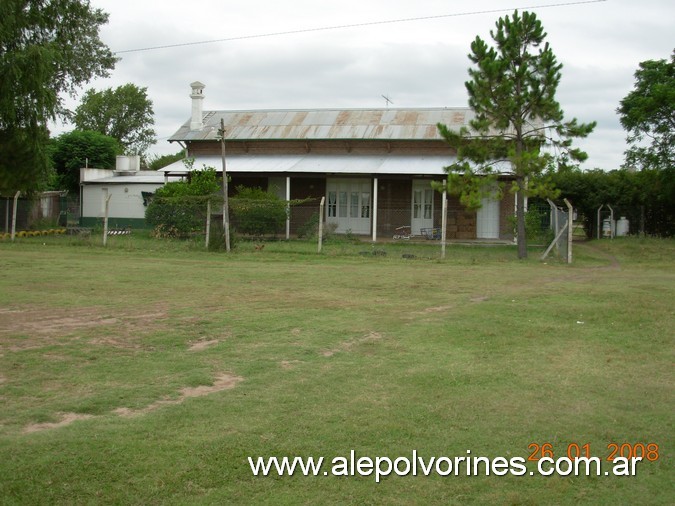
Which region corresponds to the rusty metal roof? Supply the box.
[168,108,475,142]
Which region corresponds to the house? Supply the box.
[80,156,179,229]
[161,82,516,241]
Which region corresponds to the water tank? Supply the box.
[115,155,141,175]
[602,219,613,237]
[616,216,630,237]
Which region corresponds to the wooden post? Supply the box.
[220,118,231,252]
[564,198,573,264]
[205,199,211,249]
[441,186,448,259]
[318,196,325,253]
[102,194,112,246]
[4,197,9,233]
[548,199,559,255]
[10,191,20,241]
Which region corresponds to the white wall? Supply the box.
[82,184,164,219]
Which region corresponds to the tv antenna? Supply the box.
[382,94,394,108]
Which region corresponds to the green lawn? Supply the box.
[0,235,673,504]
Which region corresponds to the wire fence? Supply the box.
[540,199,572,263]
[1,192,72,234]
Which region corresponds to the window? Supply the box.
[350,192,359,218]
[424,189,433,219]
[413,190,422,219]
[361,193,370,218]
[339,192,347,218]
[328,191,337,218]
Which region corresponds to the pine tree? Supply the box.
[438,10,595,258]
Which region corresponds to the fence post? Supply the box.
[102,194,112,246]
[547,199,559,255]
[10,191,20,242]
[5,197,9,233]
[564,198,573,264]
[318,196,325,253]
[205,199,211,249]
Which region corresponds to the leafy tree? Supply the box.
[0,127,50,195]
[617,53,674,170]
[74,84,156,155]
[0,0,116,193]
[437,10,595,258]
[49,130,121,193]
[146,151,185,171]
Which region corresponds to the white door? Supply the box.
[476,196,500,239]
[326,179,371,234]
[411,180,434,235]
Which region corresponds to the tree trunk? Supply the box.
[516,176,527,259]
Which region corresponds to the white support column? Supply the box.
[285,176,291,240]
[372,177,378,242]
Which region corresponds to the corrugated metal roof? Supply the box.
[159,154,513,176]
[168,108,475,142]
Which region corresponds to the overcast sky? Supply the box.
[54,0,673,170]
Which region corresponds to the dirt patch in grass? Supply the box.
[187,338,220,351]
[114,372,243,417]
[23,412,95,434]
[0,305,171,352]
[22,373,243,432]
[322,331,383,357]
[280,360,303,369]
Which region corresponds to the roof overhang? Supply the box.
[160,154,514,177]
[160,154,453,176]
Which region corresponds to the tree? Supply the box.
[551,166,675,238]
[49,130,121,193]
[146,151,185,171]
[0,0,116,193]
[437,10,595,258]
[74,84,156,155]
[0,127,50,195]
[617,52,674,170]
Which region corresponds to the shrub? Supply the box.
[297,212,320,239]
[230,186,287,237]
[145,167,220,238]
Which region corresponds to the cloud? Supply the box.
[50,0,674,169]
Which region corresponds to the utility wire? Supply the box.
[115,0,607,54]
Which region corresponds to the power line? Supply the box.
[115,0,607,55]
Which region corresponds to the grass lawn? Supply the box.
[0,234,673,504]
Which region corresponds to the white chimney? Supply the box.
[190,81,205,131]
